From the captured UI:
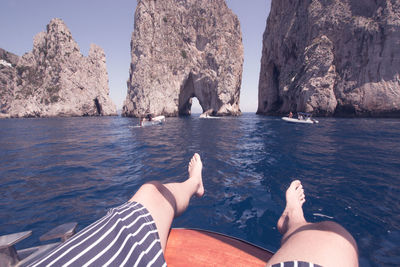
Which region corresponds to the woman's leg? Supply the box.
[268,180,359,267]
[129,153,204,252]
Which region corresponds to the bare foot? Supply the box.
[188,153,204,197]
[277,180,306,235]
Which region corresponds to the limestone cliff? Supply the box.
[123,0,243,117]
[0,18,116,118]
[258,0,400,117]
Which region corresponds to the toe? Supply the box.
[290,180,301,189]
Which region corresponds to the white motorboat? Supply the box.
[199,113,220,119]
[140,115,165,126]
[282,113,319,124]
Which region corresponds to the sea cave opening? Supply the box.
[178,73,205,116]
[94,97,102,115]
[191,97,203,114]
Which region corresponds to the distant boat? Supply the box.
[282,112,319,124]
[199,113,220,119]
[140,115,165,127]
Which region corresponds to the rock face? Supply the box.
[123,0,243,117]
[0,18,116,118]
[258,0,400,117]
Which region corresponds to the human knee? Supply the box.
[318,221,358,252]
[131,181,164,203]
[139,181,163,193]
[318,221,351,236]
[134,181,177,212]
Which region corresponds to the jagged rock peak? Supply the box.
[123,0,243,117]
[258,0,400,117]
[0,18,117,118]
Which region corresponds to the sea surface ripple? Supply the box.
[0,114,399,267]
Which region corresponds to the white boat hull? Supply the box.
[141,115,165,126]
[199,114,220,119]
[282,117,319,124]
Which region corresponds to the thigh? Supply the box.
[268,221,358,267]
[129,182,176,252]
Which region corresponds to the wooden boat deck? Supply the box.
[165,228,274,266]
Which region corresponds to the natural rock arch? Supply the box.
[122,0,243,117]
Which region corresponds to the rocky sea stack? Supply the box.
[123,0,243,117]
[258,0,400,117]
[0,18,116,118]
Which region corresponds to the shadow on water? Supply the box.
[0,115,399,267]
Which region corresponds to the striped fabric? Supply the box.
[271,261,323,267]
[30,201,166,267]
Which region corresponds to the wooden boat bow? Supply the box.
[165,228,274,266]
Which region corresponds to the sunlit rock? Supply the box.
[258,0,400,117]
[0,18,116,118]
[123,0,243,117]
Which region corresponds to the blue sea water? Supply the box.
[0,114,399,267]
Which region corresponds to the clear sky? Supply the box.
[0,0,271,113]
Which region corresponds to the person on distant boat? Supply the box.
[140,114,153,126]
[30,153,204,267]
[267,180,358,267]
[298,113,304,120]
[288,112,293,118]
